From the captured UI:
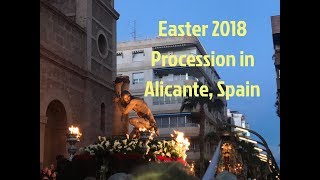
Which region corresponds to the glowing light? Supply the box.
[139,127,147,132]
[257,154,268,160]
[259,153,267,157]
[238,137,257,144]
[234,127,249,133]
[254,147,264,152]
[260,158,267,162]
[189,162,195,174]
[170,130,190,160]
[68,125,82,138]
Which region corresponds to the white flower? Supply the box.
[98,144,104,149]
[122,139,127,145]
[113,141,120,148]
[154,151,160,155]
[105,141,110,148]
[166,152,171,157]
[146,146,150,154]
[164,147,167,152]
[127,147,132,151]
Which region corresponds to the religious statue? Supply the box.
[112,76,131,136]
[116,90,160,139]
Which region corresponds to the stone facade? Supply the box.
[40,0,119,167]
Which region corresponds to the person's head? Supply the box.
[50,164,55,170]
[121,90,132,105]
[108,173,132,180]
[131,162,198,180]
[42,167,48,174]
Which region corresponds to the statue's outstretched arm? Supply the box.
[123,101,136,115]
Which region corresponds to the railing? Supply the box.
[203,140,222,180]
[158,123,199,128]
[153,75,198,82]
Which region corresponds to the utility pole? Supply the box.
[130,20,137,41]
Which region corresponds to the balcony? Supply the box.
[273,52,280,66]
[158,125,200,138]
[154,74,198,84]
[276,77,280,90]
[186,151,200,161]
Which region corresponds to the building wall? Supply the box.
[271,15,280,117]
[40,0,119,167]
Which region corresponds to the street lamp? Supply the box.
[238,137,257,144]
[67,125,82,161]
[254,147,264,152]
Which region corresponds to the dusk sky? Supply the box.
[115,0,280,163]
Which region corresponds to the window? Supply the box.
[155,115,195,128]
[186,117,198,127]
[170,116,178,128]
[161,117,169,128]
[159,96,164,105]
[132,72,144,84]
[116,52,123,63]
[177,116,185,127]
[165,95,171,104]
[189,140,199,151]
[153,97,159,105]
[132,50,144,62]
[152,95,183,105]
[96,31,109,59]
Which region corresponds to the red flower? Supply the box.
[156,155,187,166]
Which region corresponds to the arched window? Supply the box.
[100,103,105,132]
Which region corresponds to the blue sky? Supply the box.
[115,0,280,163]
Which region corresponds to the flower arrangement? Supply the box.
[80,131,190,163]
[74,131,191,178]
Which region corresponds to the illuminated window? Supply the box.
[132,72,144,84]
